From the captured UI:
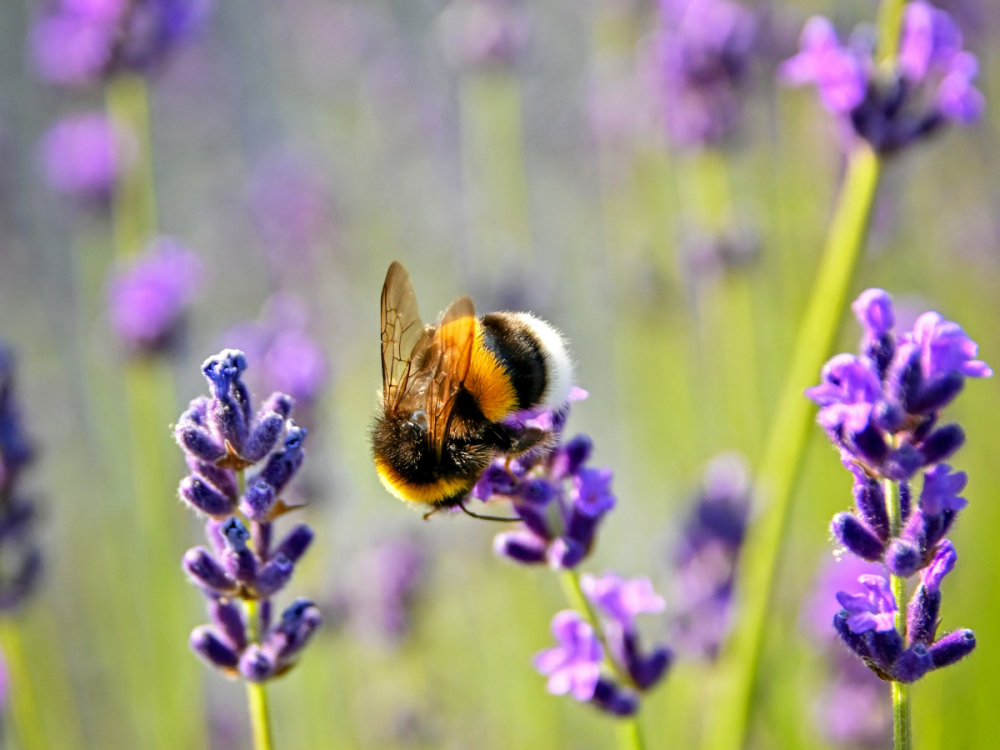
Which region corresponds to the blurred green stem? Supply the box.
[238,471,276,750]
[105,74,158,257]
[877,0,909,65]
[0,620,44,750]
[884,478,912,750]
[560,570,645,750]
[705,143,881,750]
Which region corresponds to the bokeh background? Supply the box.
[0,0,998,748]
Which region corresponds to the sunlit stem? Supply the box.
[704,144,881,750]
[0,620,45,750]
[876,0,910,66]
[560,569,645,750]
[884,478,912,750]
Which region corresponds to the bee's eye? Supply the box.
[410,409,427,429]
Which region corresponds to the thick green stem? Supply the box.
[876,0,909,65]
[703,144,881,750]
[884,478,912,750]
[560,570,645,750]
[0,620,45,750]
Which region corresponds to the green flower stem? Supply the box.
[876,0,909,65]
[884,478,912,750]
[704,143,881,750]
[560,569,645,750]
[237,470,276,750]
[0,620,45,750]
[105,73,158,258]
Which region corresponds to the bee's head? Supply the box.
[371,406,490,507]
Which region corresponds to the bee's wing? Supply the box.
[424,295,476,461]
[381,262,433,412]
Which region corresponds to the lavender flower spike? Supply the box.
[176,349,321,687]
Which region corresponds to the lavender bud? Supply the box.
[202,352,250,453]
[850,422,889,465]
[209,599,247,652]
[239,645,275,682]
[265,599,323,663]
[179,475,235,518]
[255,554,294,597]
[868,629,904,673]
[590,679,639,717]
[190,626,239,671]
[831,513,886,562]
[891,644,933,683]
[546,537,587,569]
[909,372,965,415]
[854,478,889,541]
[900,481,912,523]
[186,457,238,502]
[260,392,294,420]
[182,548,237,594]
[928,629,976,669]
[919,425,965,466]
[833,610,872,660]
[239,480,276,522]
[518,478,555,506]
[257,423,306,493]
[906,585,940,646]
[551,435,593,479]
[893,352,924,414]
[493,530,547,564]
[513,503,552,540]
[885,539,921,577]
[175,421,225,464]
[220,518,256,584]
[874,400,905,433]
[274,525,313,564]
[242,412,285,463]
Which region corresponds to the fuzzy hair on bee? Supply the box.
[371,261,573,512]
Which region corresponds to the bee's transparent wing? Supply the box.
[381,262,432,412]
[423,295,476,461]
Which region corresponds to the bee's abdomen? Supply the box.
[467,312,573,422]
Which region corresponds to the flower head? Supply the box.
[654,0,758,147]
[41,112,133,201]
[107,238,203,355]
[781,3,984,153]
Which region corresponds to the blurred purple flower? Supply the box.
[533,610,603,700]
[343,537,427,646]
[582,574,665,630]
[670,451,750,659]
[31,0,210,86]
[0,346,43,613]
[224,294,329,408]
[439,0,530,69]
[107,238,203,355]
[780,2,984,153]
[41,112,133,200]
[654,0,758,148]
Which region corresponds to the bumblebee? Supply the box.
[371,261,573,514]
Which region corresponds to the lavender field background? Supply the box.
[0,0,998,748]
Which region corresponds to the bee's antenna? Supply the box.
[457,501,520,523]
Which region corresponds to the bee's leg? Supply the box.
[422,506,441,521]
[510,426,549,455]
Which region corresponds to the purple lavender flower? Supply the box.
[810,289,984,686]
[582,573,672,692]
[177,350,321,681]
[780,2,984,154]
[438,0,530,69]
[0,346,43,612]
[653,0,757,148]
[670,452,750,659]
[533,611,604,701]
[339,537,427,647]
[223,294,329,410]
[807,289,989,487]
[107,237,203,355]
[31,0,210,86]
[802,555,891,748]
[41,112,133,201]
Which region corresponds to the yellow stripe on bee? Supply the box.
[375,458,471,506]
[465,321,518,421]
